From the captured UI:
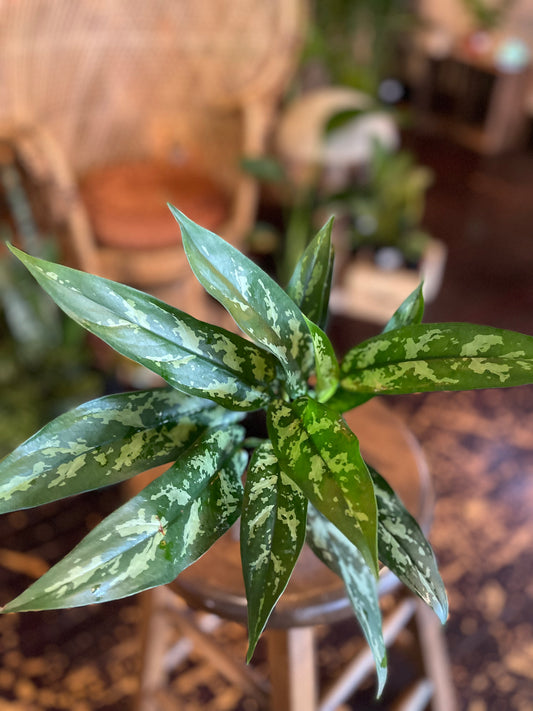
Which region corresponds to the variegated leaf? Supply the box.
[326,283,426,412]
[382,282,425,334]
[304,316,339,403]
[341,323,533,395]
[170,207,314,398]
[241,442,307,661]
[370,466,448,623]
[0,388,242,513]
[267,397,378,576]
[286,218,334,330]
[8,244,279,411]
[2,427,246,612]
[307,505,387,696]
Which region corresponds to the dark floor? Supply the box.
[1,130,533,710]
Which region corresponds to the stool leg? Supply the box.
[266,627,317,711]
[136,588,174,711]
[414,600,458,711]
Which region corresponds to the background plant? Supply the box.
[0,159,102,456]
[2,208,533,694]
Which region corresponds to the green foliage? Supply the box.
[0,161,103,457]
[2,208,533,694]
[342,142,434,262]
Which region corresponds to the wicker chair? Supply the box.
[0,0,307,317]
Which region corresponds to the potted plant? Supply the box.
[2,207,533,696]
[328,141,447,324]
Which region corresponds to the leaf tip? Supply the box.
[375,654,388,697]
[434,590,449,625]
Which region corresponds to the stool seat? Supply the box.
[172,398,434,628]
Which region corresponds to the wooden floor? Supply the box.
[1,131,533,710]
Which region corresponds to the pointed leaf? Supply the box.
[267,397,378,576]
[2,427,246,612]
[8,244,278,411]
[341,323,533,395]
[170,207,314,398]
[0,388,242,513]
[304,316,339,403]
[286,218,334,330]
[241,442,307,661]
[382,282,425,334]
[326,283,425,412]
[370,466,448,623]
[307,505,387,696]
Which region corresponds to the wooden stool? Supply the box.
[136,399,457,711]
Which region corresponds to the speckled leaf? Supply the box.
[370,466,448,623]
[286,219,334,330]
[241,442,307,661]
[0,388,243,514]
[267,397,378,576]
[8,244,278,411]
[325,283,425,412]
[170,207,314,398]
[382,282,425,334]
[304,316,339,403]
[2,427,246,612]
[307,505,387,696]
[341,323,533,395]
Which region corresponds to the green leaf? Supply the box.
[286,218,334,330]
[2,427,246,612]
[170,207,314,398]
[267,397,378,576]
[326,283,426,412]
[0,388,242,514]
[341,323,533,395]
[8,244,278,412]
[320,388,373,414]
[304,316,339,403]
[307,505,387,696]
[370,467,448,623]
[382,282,425,334]
[241,442,307,661]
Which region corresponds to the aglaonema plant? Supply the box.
[2,206,533,695]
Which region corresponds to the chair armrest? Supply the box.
[0,125,100,274]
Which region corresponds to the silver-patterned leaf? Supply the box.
[286,219,334,330]
[241,442,307,661]
[0,388,242,513]
[8,244,279,411]
[382,282,425,334]
[267,396,378,576]
[170,207,314,398]
[325,283,425,412]
[341,323,533,395]
[2,427,246,612]
[370,466,448,623]
[307,505,387,696]
[304,316,339,403]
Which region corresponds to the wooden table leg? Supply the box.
[266,626,317,711]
